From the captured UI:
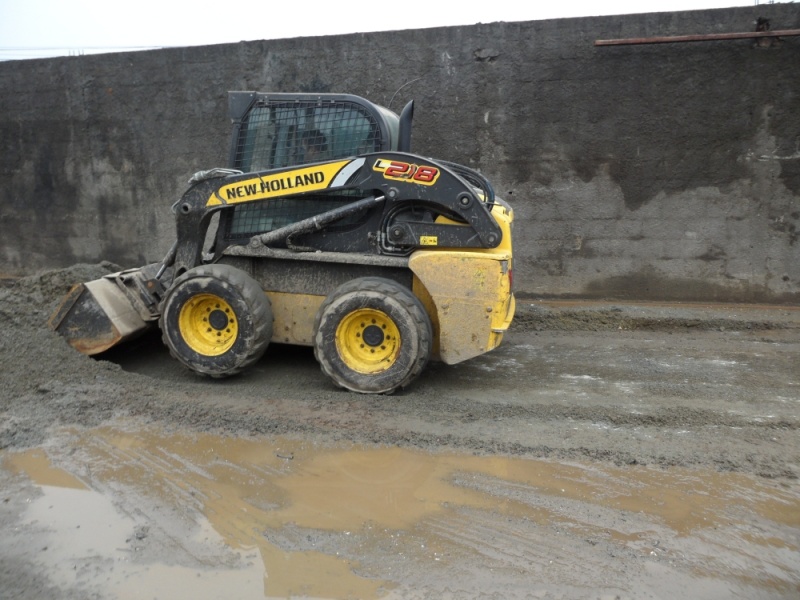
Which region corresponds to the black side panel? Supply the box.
[219,256,413,296]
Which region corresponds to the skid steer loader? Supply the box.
[50,92,515,393]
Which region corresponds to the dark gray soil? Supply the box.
[2,265,799,474]
[1,265,799,599]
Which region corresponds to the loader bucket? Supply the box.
[49,277,153,355]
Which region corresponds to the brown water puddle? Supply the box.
[4,425,800,598]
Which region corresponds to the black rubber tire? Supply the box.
[159,264,273,378]
[313,277,433,394]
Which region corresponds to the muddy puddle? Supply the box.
[3,424,800,599]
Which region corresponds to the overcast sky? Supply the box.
[0,0,777,61]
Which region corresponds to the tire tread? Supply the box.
[160,264,272,377]
[313,277,432,393]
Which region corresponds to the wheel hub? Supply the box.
[362,324,385,347]
[336,308,400,374]
[208,309,229,331]
[178,294,238,356]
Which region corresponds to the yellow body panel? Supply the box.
[266,292,325,346]
[410,251,513,364]
[409,202,515,365]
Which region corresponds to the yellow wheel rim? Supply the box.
[178,293,238,356]
[335,308,400,374]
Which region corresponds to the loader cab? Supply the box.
[227,92,410,171]
[220,92,412,246]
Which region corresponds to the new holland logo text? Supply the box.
[226,172,325,200]
[207,160,352,206]
[373,159,440,186]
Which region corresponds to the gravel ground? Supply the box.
[1,265,798,599]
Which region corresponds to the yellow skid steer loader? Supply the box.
[50,92,515,393]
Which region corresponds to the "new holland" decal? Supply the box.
[206,159,363,206]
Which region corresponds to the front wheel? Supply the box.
[313,277,432,394]
[160,264,273,377]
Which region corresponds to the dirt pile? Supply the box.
[0,263,154,449]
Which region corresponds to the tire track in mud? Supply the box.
[441,471,800,596]
[423,508,635,589]
[2,265,799,481]
[511,303,800,334]
[5,412,800,600]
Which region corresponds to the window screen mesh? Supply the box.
[233,101,384,172]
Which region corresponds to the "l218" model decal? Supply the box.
[373,159,440,186]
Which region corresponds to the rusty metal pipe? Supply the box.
[595,28,800,46]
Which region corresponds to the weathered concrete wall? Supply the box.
[1,5,798,302]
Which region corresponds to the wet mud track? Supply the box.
[1,274,799,599]
[3,425,800,599]
[103,315,800,477]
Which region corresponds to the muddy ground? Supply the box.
[1,265,799,599]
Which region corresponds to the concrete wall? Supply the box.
[1,5,798,303]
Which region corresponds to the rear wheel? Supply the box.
[160,264,273,377]
[313,277,432,394]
